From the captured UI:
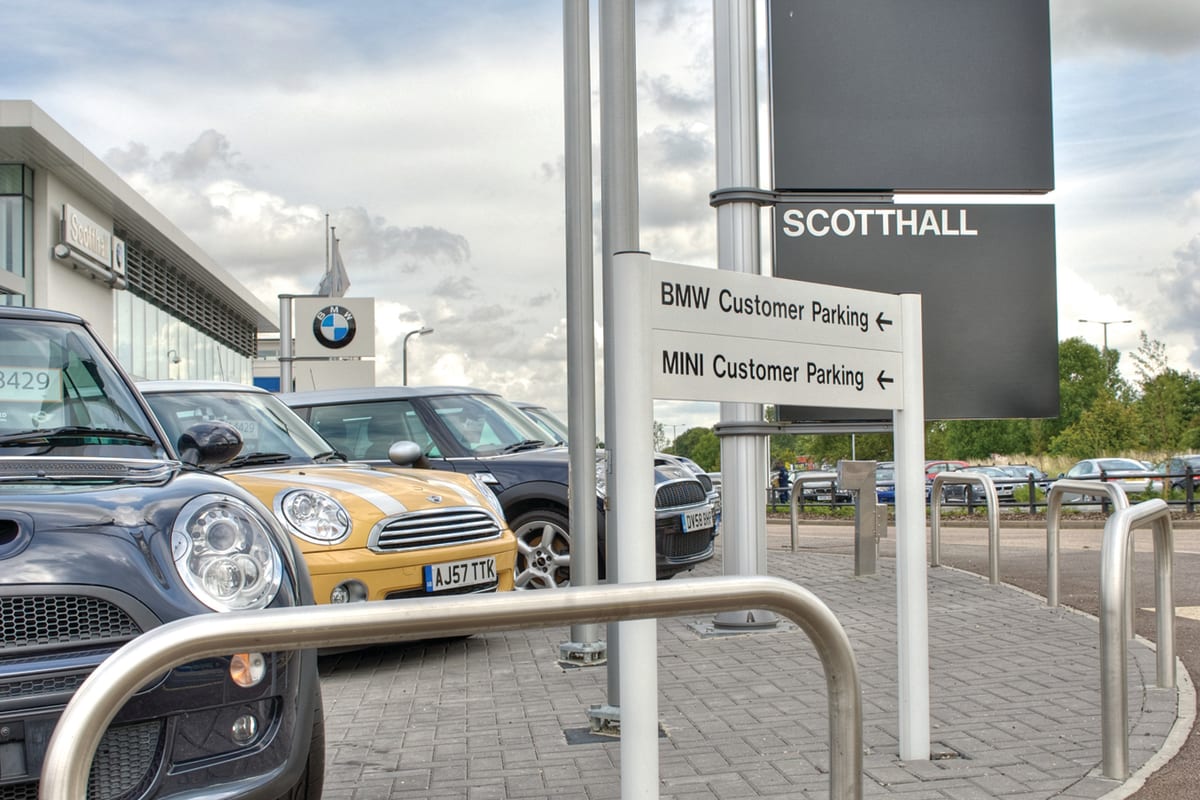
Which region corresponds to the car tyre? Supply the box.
[511,509,573,589]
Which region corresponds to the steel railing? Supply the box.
[929,472,1000,584]
[1045,480,1131,623]
[788,471,841,551]
[40,576,864,800]
[1099,499,1176,780]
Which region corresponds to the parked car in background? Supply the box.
[1000,464,1050,491]
[925,460,970,480]
[141,381,517,604]
[1057,458,1164,496]
[282,386,718,589]
[0,308,323,799]
[942,465,1017,504]
[875,465,896,504]
[513,400,722,504]
[1160,454,1200,492]
[513,400,568,445]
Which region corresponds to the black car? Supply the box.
[281,386,718,589]
[0,307,323,799]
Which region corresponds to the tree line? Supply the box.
[661,334,1200,473]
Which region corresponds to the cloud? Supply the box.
[1155,236,1200,371]
[431,276,479,300]
[1052,0,1200,58]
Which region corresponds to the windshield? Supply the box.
[145,389,336,466]
[426,393,549,455]
[520,405,568,444]
[0,317,164,458]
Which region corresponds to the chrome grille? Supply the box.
[655,479,707,510]
[663,529,715,560]
[371,508,502,552]
[693,473,714,493]
[1,596,141,650]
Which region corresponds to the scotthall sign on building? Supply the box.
[774,203,1057,421]
[767,0,1057,423]
[779,207,979,239]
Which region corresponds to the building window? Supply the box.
[113,293,251,383]
[0,164,33,304]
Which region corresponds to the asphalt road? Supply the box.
[775,519,1200,800]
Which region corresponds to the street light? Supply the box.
[402,326,434,385]
[1078,318,1132,354]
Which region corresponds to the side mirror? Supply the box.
[387,440,424,467]
[177,421,243,468]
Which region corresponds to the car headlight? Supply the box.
[172,494,284,612]
[277,489,351,544]
[469,473,508,523]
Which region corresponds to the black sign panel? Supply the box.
[769,0,1053,193]
[775,204,1058,421]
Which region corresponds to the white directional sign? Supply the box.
[649,259,904,408]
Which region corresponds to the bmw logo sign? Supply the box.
[313,304,357,349]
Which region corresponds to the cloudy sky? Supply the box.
[2,0,1198,436]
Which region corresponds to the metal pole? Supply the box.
[597,0,639,727]
[713,0,774,629]
[1099,499,1175,780]
[278,294,294,392]
[893,293,930,761]
[402,327,433,386]
[611,251,659,797]
[561,0,604,664]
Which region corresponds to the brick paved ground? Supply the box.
[316,547,1187,799]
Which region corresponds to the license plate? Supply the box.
[424,557,497,592]
[680,505,715,532]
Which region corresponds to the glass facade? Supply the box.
[114,291,251,383]
[0,164,33,302]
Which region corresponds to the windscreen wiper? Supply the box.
[312,450,348,463]
[0,426,157,446]
[500,439,547,454]
[225,451,294,468]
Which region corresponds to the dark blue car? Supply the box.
[0,307,323,799]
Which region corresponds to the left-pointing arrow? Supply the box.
[877,371,895,390]
[875,312,894,332]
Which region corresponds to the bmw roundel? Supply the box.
[312,304,357,349]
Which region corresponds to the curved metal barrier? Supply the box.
[40,575,864,800]
[1099,499,1175,780]
[1045,479,1130,619]
[790,471,840,551]
[929,472,1000,584]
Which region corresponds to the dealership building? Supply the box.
[0,100,275,383]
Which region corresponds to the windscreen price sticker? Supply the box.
[0,367,63,403]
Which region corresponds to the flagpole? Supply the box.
[325,214,331,278]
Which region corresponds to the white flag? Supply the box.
[317,237,351,297]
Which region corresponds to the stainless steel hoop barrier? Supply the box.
[40,575,864,800]
[929,472,1000,584]
[1045,480,1131,626]
[1099,499,1175,780]
[790,471,840,551]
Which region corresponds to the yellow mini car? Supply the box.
[139,381,516,604]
